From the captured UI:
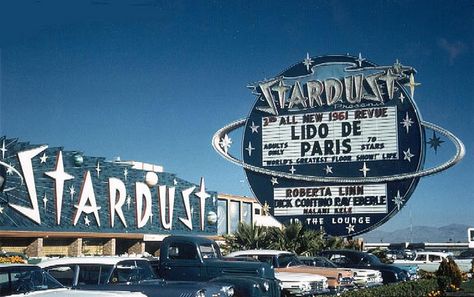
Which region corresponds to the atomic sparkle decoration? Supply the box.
[213,53,465,237]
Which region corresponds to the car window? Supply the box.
[329,254,352,265]
[199,243,219,259]
[47,265,76,287]
[111,261,137,284]
[429,255,441,262]
[254,255,275,267]
[77,265,102,285]
[277,254,302,267]
[415,254,425,261]
[167,242,198,260]
[136,260,156,281]
[0,272,11,296]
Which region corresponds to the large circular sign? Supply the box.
[213,54,464,237]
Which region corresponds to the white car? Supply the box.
[37,256,234,297]
[275,271,329,297]
[393,251,472,273]
[0,264,145,297]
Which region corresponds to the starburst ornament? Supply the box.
[303,53,313,71]
[401,112,414,133]
[219,134,232,154]
[392,190,405,210]
[427,131,444,154]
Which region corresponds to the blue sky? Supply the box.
[0,0,472,233]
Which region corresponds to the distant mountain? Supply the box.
[359,224,471,243]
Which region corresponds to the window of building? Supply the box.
[217,199,228,235]
[229,200,241,234]
[242,202,252,225]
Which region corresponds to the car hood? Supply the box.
[275,271,327,282]
[8,288,146,297]
[277,266,352,279]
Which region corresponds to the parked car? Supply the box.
[0,264,145,297]
[38,256,234,297]
[298,256,383,288]
[456,249,474,260]
[393,251,472,273]
[319,250,409,284]
[158,236,280,297]
[227,250,354,293]
[222,257,328,297]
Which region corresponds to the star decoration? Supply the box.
[173,179,178,186]
[195,178,211,230]
[249,122,260,133]
[403,148,415,162]
[43,193,48,209]
[262,202,271,215]
[1,140,7,159]
[356,53,366,67]
[271,177,278,185]
[401,112,414,133]
[123,168,128,181]
[149,213,153,224]
[405,73,420,99]
[289,166,296,174]
[0,206,4,214]
[245,142,255,156]
[219,134,232,154]
[324,165,333,175]
[127,195,131,210]
[379,69,398,99]
[6,163,14,175]
[399,92,405,103]
[272,80,290,108]
[393,59,403,74]
[359,162,370,177]
[346,224,355,234]
[69,186,76,201]
[84,215,91,226]
[39,153,48,164]
[95,161,101,178]
[392,190,405,210]
[427,131,444,154]
[303,53,314,72]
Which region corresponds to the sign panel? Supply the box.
[241,54,425,236]
[212,54,463,237]
[0,137,217,235]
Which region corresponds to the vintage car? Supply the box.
[393,251,472,273]
[227,250,354,293]
[38,256,234,297]
[298,256,383,288]
[319,250,410,284]
[223,257,328,296]
[158,236,280,297]
[0,264,145,297]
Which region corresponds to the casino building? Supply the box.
[0,136,279,258]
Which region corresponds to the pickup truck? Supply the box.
[393,251,472,273]
[157,235,281,297]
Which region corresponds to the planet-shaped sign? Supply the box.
[213,54,464,237]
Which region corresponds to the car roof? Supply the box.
[0,264,39,268]
[37,256,147,267]
[228,250,294,257]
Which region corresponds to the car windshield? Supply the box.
[313,257,338,268]
[277,254,302,267]
[0,266,64,294]
[362,254,383,265]
[199,243,220,260]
